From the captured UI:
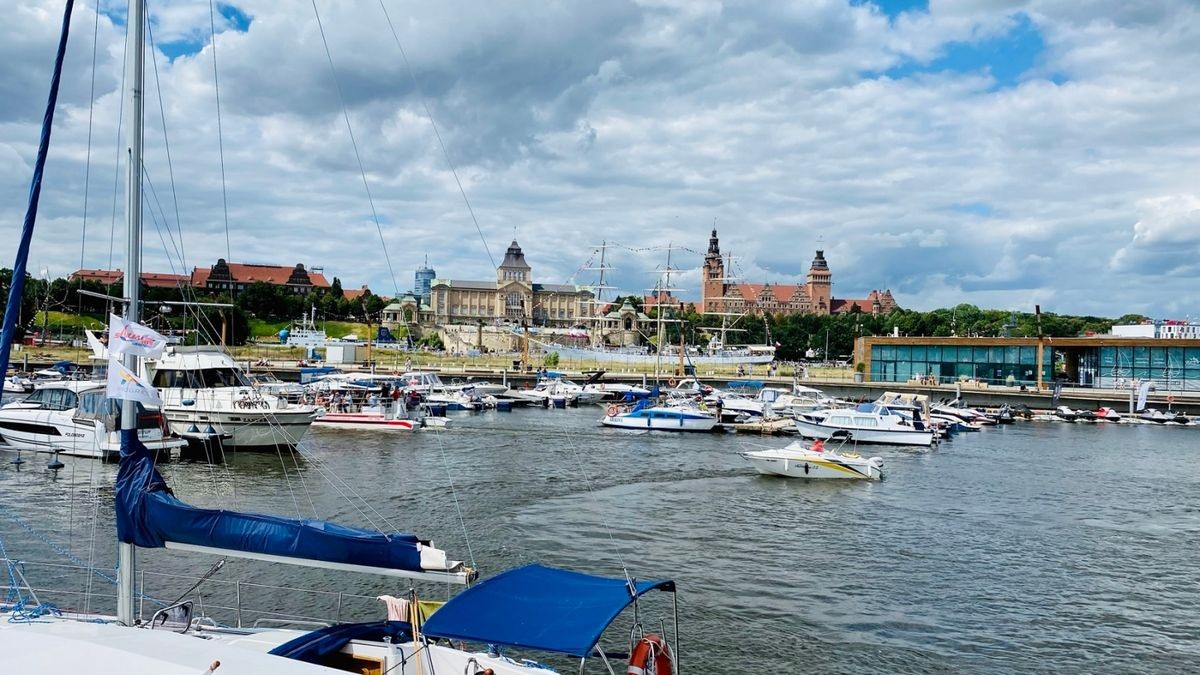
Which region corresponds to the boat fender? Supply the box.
[627,634,672,675]
[606,405,619,417]
[803,462,810,475]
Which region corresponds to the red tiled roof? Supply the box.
[344,285,371,300]
[191,263,331,288]
[70,269,190,289]
[734,283,805,303]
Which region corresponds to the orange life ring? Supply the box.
[606,405,619,417]
[627,634,672,675]
[1168,394,1175,403]
[667,378,677,387]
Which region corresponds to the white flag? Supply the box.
[1136,380,1151,411]
[106,357,162,407]
[108,314,167,359]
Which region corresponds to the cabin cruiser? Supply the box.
[601,398,719,431]
[149,347,317,450]
[741,435,883,480]
[766,384,837,416]
[0,381,184,460]
[796,403,934,446]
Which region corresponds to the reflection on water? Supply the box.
[2,405,1199,673]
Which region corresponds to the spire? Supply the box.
[707,228,720,256]
[499,240,530,270]
[810,250,829,271]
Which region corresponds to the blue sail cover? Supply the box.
[115,430,424,572]
[422,564,674,657]
[269,621,412,664]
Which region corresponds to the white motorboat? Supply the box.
[741,437,884,480]
[312,401,417,431]
[796,403,935,446]
[601,400,719,431]
[0,381,184,460]
[3,375,31,393]
[149,347,317,450]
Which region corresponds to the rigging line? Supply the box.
[78,0,101,271]
[107,20,129,268]
[309,0,402,298]
[561,430,632,586]
[142,167,185,268]
[206,0,232,261]
[145,20,187,272]
[376,0,496,270]
[430,426,476,570]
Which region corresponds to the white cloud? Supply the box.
[1,0,1198,317]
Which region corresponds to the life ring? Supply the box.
[667,378,677,387]
[627,634,672,675]
[1168,394,1175,403]
[606,405,619,417]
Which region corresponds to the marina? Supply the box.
[2,402,1198,672]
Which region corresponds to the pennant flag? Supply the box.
[1136,380,1151,411]
[106,357,162,407]
[108,314,167,359]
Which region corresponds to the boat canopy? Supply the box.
[727,380,764,389]
[422,564,675,657]
[269,621,413,664]
[116,431,459,580]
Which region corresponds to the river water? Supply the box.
[1,404,1198,674]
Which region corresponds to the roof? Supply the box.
[69,269,191,289]
[499,240,531,270]
[422,564,674,657]
[191,263,330,288]
[534,283,587,294]
[343,285,371,300]
[431,279,498,290]
[733,283,804,303]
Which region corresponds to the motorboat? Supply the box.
[1096,407,1123,422]
[764,384,836,416]
[796,403,935,446]
[3,375,31,393]
[149,346,318,450]
[533,372,606,404]
[741,435,883,480]
[1138,408,1189,424]
[312,399,417,431]
[995,405,1015,424]
[0,381,184,460]
[579,370,651,401]
[601,399,719,431]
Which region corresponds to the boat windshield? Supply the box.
[152,367,253,388]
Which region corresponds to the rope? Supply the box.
[78,0,101,272]
[376,0,496,270]
[310,0,402,297]
[207,0,233,262]
[106,18,129,268]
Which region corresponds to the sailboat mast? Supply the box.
[593,241,607,349]
[117,0,147,627]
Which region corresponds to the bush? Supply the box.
[544,351,560,367]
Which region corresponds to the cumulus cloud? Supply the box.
[0,0,1197,316]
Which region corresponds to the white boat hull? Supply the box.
[741,447,883,480]
[165,408,315,449]
[601,412,718,432]
[312,411,416,431]
[795,419,933,446]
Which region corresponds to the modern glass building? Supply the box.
[857,337,1200,391]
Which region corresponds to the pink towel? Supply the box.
[377,595,410,622]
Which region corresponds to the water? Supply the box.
[2,406,1198,673]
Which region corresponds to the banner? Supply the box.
[106,357,162,407]
[1051,381,1063,406]
[108,313,167,359]
[1136,380,1151,411]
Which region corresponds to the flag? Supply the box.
[108,313,167,359]
[1051,380,1063,406]
[1136,380,1151,411]
[106,357,162,406]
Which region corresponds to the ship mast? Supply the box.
[117,0,147,627]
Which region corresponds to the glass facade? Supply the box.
[1095,346,1200,391]
[870,344,1052,386]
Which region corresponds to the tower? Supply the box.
[497,240,533,322]
[702,228,725,313]
[806,250,832,315]
[413,254,436,304]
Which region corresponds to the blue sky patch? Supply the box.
[882,13,1059,89]
[949,202,996,218]
[853,0,928,20]
[154,3,253,62]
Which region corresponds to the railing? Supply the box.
[1,558,385,628]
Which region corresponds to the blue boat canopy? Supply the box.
[422,564,674,657]
[727,380,764,389]
[116,431,456,579]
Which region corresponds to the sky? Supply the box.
[2,0,1199,318]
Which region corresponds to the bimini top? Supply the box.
[421,564,675,657]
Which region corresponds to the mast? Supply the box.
[117,0,146,627]
[593,241,607,349]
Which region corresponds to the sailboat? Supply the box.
[0,2,681,673]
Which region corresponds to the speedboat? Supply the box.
[601,399,719,431]
[796,403,934,446]
[3,375,31,393]
[0,381,184,460]
[741,436,883,480]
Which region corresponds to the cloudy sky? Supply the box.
[2,0,1198,317]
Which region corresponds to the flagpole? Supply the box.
[117,0,146,628]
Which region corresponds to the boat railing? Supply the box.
[1,557,386,628]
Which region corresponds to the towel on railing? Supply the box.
[377,595,410,621]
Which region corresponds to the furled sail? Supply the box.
[115,430,471,582]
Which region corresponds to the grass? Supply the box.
[247,318,374,340]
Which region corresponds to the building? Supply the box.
[858,335,1200,391]
[69,269,191,289]
[427,240,594,328]
[1112,320,1200,339]
[700,229,897,316]
[191,259,330,295]
[413,256,436,304]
